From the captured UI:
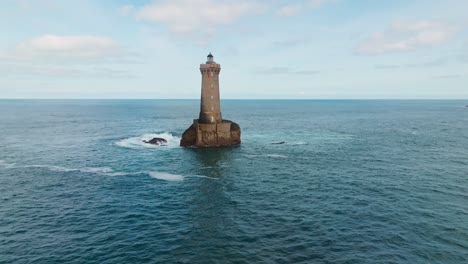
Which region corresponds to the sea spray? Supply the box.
[115,132,181,149]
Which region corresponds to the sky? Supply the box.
[0,0,467,99]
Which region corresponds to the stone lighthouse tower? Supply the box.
[199,53,222,124]
[180,53,241,147]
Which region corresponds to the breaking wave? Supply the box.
[16,164,141,177]
[244,154,288,159]
[115,132,181,149]
[148,172,184,182]
[289,141,309,145]
[0,160,16,168]
[23,165,115,174]
[0,160,215,182]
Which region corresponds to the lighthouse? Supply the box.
[199,53,222,124]
[180,53,241,147]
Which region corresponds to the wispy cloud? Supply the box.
[273,36,308,48]
[356,20,455,55]
[278,5,302,17]
[136,0,263,34]
[256,66,320,75]
[1,35,140,63]
[277,0,333,17]
[118,5,134,16]
[0,64,135,79]
[374,64,401,70]
[434,74,463,79]
[374,58,447,69]
[406,58,447,68]
[457,53,468,63]
[7,35,120,60]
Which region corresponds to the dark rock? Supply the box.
[272,142,286,145]
[180,124,197,147]
[143,137,167,145]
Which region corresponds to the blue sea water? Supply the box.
[0,99,467,264]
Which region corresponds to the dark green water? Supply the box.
[0,100,467,263]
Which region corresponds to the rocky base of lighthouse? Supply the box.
[180,119,241,147]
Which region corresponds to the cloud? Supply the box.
[277,0,332,17]
[458,53,468,63]
[256,66,320,75]
[136,0,262,34]
[278,5,302,17]
[374,64,401,70]
[434,74,463,79]
[356,20,455,55]
[0,35,139,63]
[406,58,446,68]
[15,0,32,10]
[273,36,307,48]
[374,58,447,69]
[118,5,134,16]
[0,64,135,79]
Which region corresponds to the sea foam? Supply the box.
[149,172,184,181]
[1,160,208,182]
[244,154,288,159]
[0,160,16,169]
[24,165,117,174]
[289,141,309,145]
[115,132,180,149]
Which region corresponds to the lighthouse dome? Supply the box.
[206,53,215,64]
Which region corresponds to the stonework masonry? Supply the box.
[199,63,222,124]
[180,54,241,147]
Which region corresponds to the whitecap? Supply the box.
[187,174,219,180]
[0,160,16,169]
[2,160,208,182]
[41,165,76,172]
[115,132,180,149]
[148,171,184,181]
[244,154,288,159]
[80,167,114,173]
[104,171,144,177]
[34,165,149,177]
[289,141,309,145]
[266,154,288,158]
[24,165,114,174]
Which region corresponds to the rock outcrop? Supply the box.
[143,137,167,145]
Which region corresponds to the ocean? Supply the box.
[0,100,467,263]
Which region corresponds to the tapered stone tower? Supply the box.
[199,53,222,124]
[180,53,241,147]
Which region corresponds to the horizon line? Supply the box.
[0,98,467,100]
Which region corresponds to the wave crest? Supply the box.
[148,172,184,181]
[1,161,195,182]
[0,160,16,168]
[244,154,288,159]
[115,132,180,149]
[1,160,217,182]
